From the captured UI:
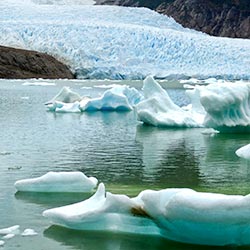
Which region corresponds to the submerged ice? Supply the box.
[43,183,250,246]
[15,171,98,193]
[0,1,250,79]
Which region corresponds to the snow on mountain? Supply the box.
[0,1,249,79]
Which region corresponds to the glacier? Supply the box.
[43,183,250,246]
[136,76,250,131]
[15,171,98,193]
[0,1,250,80]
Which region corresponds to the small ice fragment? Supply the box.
[236,144,250,160]
[2,234,15,239]
[0,240,4,246]
[21,229,38,236]
[201,128,220,136]
[0,225,20,235]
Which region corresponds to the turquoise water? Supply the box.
[1,79,250,249]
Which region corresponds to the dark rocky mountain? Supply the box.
[0,46,74,79]
[95,0,250,38]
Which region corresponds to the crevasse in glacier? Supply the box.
[15,171,98,193]
[0,1,250,79]
[43,183,250,246]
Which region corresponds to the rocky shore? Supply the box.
[0,46,74,79]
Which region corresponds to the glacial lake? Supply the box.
[1,79,250,250]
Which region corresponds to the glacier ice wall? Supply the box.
[0,1,250,79]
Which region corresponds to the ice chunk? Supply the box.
[43,183,161,235]
[21,229,38,236]
[236,144,250,160]
[80,85,142,111]
[15,171,98,193]
[46,85,142,112]
[2,234,15,239]
[136,76,203,127]
[0,225,20,235]
[201,128,220,136]
[0,241,4,246]
[200,82,250,130]
[45,87,82,105]
[43,186,250,246]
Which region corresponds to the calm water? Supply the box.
[1,79,250,250]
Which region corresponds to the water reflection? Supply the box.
[44,226,234,250]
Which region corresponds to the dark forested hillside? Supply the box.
[95,0,250,38]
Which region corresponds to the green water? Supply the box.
[1,79,250,249]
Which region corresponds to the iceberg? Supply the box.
[15,171,98,193]
[0,241,4,246]
[43,184,250,246]
[21,229,38,236]
[236,144,250,160]
[43,183,161,235]
[136,76,203,127]
[46,85,142,112]
[0,2,250,80]
[200,82,250,131]
[0,225,20,235]
[136,76,250,131]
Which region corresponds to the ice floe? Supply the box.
[0,2,249,79]
[21,229,38,236]
[22,82,56,86]
[236,144,250,160]
[15,171,98,193]
[0,225,20,235]
[0,241,4,246]
[46,85,142,112]
[43,183,250,246]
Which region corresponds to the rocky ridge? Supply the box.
[0,46,74,79]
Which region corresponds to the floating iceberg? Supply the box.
[15,171,98,193]
[0,240,4,246]
[236,144,250,160]
[136,76,250,131]
[43,183,161,235]
[136,76,203,127]
[21,229,38,236]
[46,85,142,112]
[0,2,250,79]
[43,184,250,246]
[200,82,250,131]
[0,225,20,235]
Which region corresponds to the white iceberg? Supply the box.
[43,184,250,246]
[200,82,250,131]
[236,144,250,160]
[43,183,161,235]
[45,87,82,105]
[46,85,142,112]
[21,229,38,236]
[0,2,249,80]
[2,234,15,240]
[15,171,98,193]
[0,240,4,246]
[136,76,203,127]
[136,77,250,131]
[0,225,20,235]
